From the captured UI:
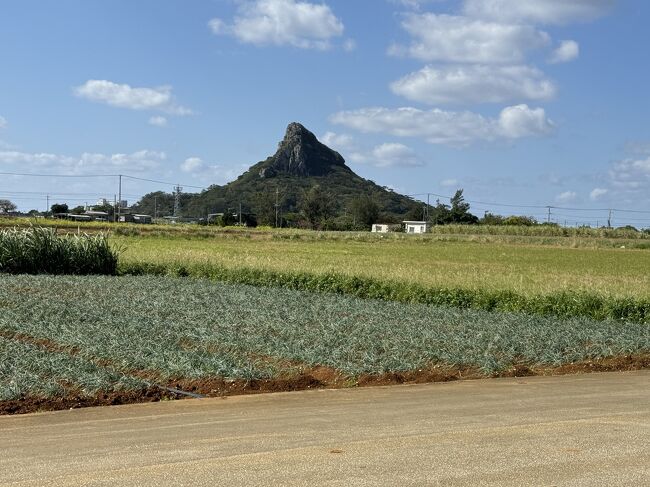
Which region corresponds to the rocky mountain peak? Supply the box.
[258,122,348,178]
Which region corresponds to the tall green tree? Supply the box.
[0,199,17,213]
[253,190,281,227]
[219,210,237,227]
[349,195,380,229]
[449,189,478,224]
[50,203,68,214]
[429,200,451,224]
[300,185,336,229]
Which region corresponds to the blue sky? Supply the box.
[1,0,649,226]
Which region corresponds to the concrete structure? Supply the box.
[84,211,110,221]
[371,223,399,233]
[53,213,91,222]
[119,214,153,224]
[403,221,429,234]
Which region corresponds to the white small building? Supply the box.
[403,221,429,234]
[372,223,399,233]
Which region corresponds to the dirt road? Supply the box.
[1,371,648,486]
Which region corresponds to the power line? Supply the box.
[122,174,204,190]
[410,190,650,215]
[0,171,205,190]
[0,171,118,178]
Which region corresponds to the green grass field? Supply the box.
[1,275,648,411]
[117,234,650,298]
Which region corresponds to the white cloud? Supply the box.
[208,18,226,34]
[321,132,422,168]
[548,40,579,64]
[608,156,650,191]
[440,178,458,187]
[0,149,166,174]
[148,116,168,127]
[180,157,205,173]
[389,13,549,64]
[343,38,357,52]
[390,0,444,9]
[0,116,6,129]
[463,0,615,25]
[354,143,423,168]
[320,131,356,152]
[75,80,192,115]
[209,0,344,50]
[179,158,249,184]
[391,64,556,105]
[555,191,577,203]
[331,104,553,146]
[623,141,650,155]
[498,104,554,138]
[590,188,609,200]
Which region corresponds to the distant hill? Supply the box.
[133,123,421,224]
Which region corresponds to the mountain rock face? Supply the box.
[134,122,421,221]
[258,123,348,178]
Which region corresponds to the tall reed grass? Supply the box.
[0,227,118,275]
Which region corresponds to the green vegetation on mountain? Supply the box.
[133,123,421,226]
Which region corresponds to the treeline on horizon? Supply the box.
[130,188,507,229]
[130,188,641,232]
[3,190,647,233]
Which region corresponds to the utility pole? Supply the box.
[546,206,551,224]
[154,196,158,220]
[607,209,612,228]
[117,174,122,222]
[46,195,49,216]
[426,193,430,221]
[274,188,279,228]
[239,201,242,225]
[113,194,117,222]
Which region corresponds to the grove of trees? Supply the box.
[0,199,17,213]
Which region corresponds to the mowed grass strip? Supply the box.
[1,275,647,393]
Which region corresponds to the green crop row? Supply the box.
[0,336,145,401]
[0,226,118,275]
[1,275,648,381]
[120,261,650,323]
